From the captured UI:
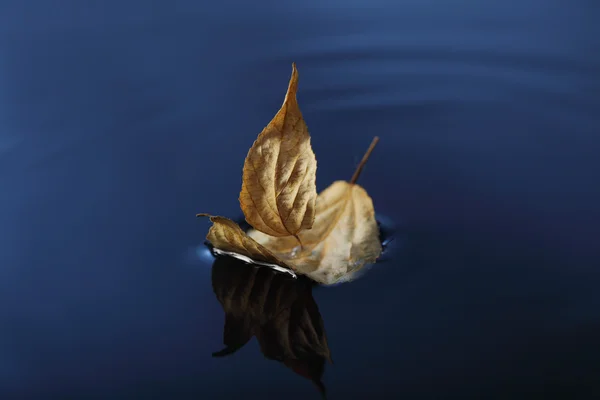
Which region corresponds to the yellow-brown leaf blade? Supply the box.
[248,181,382,284]
[239,63,317,237]
[198,214,294,270]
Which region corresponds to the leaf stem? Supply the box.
[350,136,379,184]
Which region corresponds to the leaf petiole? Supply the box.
[350,136,379,184]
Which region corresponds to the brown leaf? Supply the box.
[196,64,382,285]
[246,137,382,285]
[196,214,294,270]
[239,63,318,237]
[248,180,382,285]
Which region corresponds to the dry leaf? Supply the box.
[249,180,382,285]
[211,255,330,396]
[196,214,294,271]
[239,63,317,238]
[197,63,383,285]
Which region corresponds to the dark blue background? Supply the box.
[1,0,599,398]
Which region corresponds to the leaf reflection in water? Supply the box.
[211,255,331,397]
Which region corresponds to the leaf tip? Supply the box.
[285,62,299,103]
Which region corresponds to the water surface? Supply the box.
[1,0,599,398]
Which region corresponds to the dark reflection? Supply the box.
[211,255,332,397]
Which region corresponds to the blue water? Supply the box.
[1,1,599,398]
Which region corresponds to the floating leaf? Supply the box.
[197,63,383,285]
[196,214,294,271]
[249,180,381,285]
[211,255,330,396]
[239,63,317,238]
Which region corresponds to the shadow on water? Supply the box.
[211,256,330,397]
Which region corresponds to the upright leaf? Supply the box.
[239,63,317,237]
